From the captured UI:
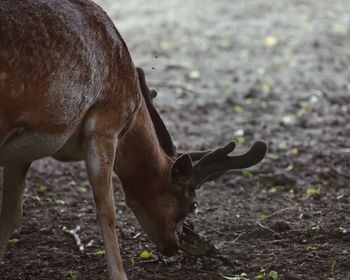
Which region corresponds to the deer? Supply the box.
[0,0,267,279]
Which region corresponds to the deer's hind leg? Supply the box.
[0,162,31,260]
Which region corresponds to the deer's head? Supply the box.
[120,68,267,256]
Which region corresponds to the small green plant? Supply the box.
[8,239,20,245]
[255,268,278,280]
[268,186,277,194]
[306,186,321,199]
[139,250,154,260]
[236,136,246,146]
[38,184,47,193]
[95,250,106,256]
[233,105,243,113]
[260,213,269,220]
[242,170,253,179]
[69,271,78,280]
[79,187,88,193]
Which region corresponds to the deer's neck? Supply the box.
[114,98,173,196]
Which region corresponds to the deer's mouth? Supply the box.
[178,223,218,256]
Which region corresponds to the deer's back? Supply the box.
[0,0,137,134]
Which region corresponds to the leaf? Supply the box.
[237,136,246,146]
[70,271,78,280]
[281,115,296,125]
[263,36,278,47]
[219,38,232,49]
[291,148,299,156]
[233,105,243,113]
[333,24,347,34]
[268,270,278,280]
[209,181,216,187]
[260,213,268,220]
[234,129,244,137]
[254,274,265,279]
[160,41,178,50]
[268,187,277,194]
[285,164,294,172]
[34,195,41,202]
[306,186,321,199]
[79,187,88,193]
[262,82,272,93]
[246,98,254,105]
[188,70,201,80]
[242,170,253,179]
[139,250,154,260]
[56,200,66,205]
[95,250,106,256]
[300,14,310,22]
[8,239,20,245]
[278,142,289,150]
[38,185,47,193]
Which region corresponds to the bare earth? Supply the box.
[1,0,350,279]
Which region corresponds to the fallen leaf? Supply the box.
[188,70,201,80]
[95,250,106,256]
[306,186,321,199]
[79,187,88,193]
[160,41,178,50]
[262,82,272,93]
[233,105,243,113]
[38,185,47,193]
[8,239,20,245]
[139,250,154,260]
[263,36,278,47]
[268,186,277,194]
[242,170,253,179]
[268,270,278,280]
[333,24,347,34]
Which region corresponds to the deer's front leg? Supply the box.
[85,133,127,280]
[0,163,31,260]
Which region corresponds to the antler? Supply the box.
[178,150,212,161]
[136,67,177,158]
[192,141,267,187]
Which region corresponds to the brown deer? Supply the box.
[0,0,267,279]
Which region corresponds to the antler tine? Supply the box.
[193,141,267,186]
[136,67,157,100]
[196,141,236,166]
[136,67,177,158]
[149,89,157,99]
[177,150,211,161]
[178,141,235,161]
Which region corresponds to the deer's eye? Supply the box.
[189,202,198,213]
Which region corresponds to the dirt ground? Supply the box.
[1,0,350,279]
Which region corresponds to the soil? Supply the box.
[1,0,350,279]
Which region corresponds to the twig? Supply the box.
[63,226,84,254]
[257,222,282,239]
[232,232,245,243]
[333,148,350,154]
[263,206,298,220]
[329,166,350,179]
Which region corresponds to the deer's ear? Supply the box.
[171,154,193,182]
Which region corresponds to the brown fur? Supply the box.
[0,1,183,280]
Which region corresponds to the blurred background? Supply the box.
[1,1,350,279]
